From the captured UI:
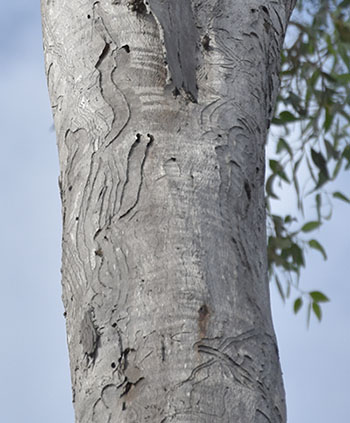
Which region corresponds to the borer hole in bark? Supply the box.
[172,87,180,97]
[121,45,130,53]
[202,34,211,51]
[95,248,103,257]
[198,304,209,320]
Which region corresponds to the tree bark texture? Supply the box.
[42,0,296,422]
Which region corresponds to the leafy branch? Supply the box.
[267,0,350,323]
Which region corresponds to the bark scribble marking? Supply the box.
[93,8,131,149]
[95,42,110,69]
[119,133,154,219]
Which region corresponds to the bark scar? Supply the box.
[147,0,198,101]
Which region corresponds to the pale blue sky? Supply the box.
[0,2,349,422]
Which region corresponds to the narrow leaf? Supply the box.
[312,302,322,321]
[342,145,350,162]
[269,160,290,183]
[301,221,321,232]
[266,174,279,199]
[315,193,321,221]
[279,111,298,122]
[311,148,329,180]
[334,73,350,84]
[333,191,350,203]
[293,297,303,314]
[276,137,293,156]
[324,140,339,160]
[332,154,343,179]
[309,291,330,303]
[308,239,327,260]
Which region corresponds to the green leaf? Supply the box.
[342,145,350,169]
[338,43,350,71]
[279,111,298,122]
[274,237,293,249]
[334,73,350,84]
[312,302,322,321]
[332,157,343,179]
[272,110,300,126]
[269,160,290,183]
[324,105,334,133]
[265,174,279,199]
[276,137,293,156]
[293,297,303,314]
[291,243,305,266]
[301,221,321,232]
[315,193,322,221]
[308,239,327,260]
[309,291,330,303]
[309,68,320,87]
[284,215,295,224]
[324,140,339,160]
[315,170,329,190]
[333,191,350,203]
[311,148,329,179]
[334,17,350,43]
[293,158,302,211]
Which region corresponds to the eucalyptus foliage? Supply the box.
[268,0,350,323]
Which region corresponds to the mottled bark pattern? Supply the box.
[41,0,295,422]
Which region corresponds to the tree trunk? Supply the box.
[41,0,295,421]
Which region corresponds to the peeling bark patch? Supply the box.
[147,0,198,100]
[80,309,99,364]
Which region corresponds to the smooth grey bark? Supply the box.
[42,0,296,421]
